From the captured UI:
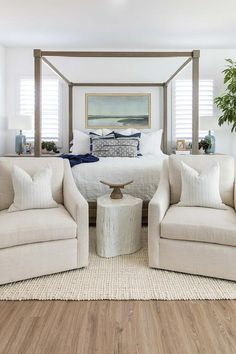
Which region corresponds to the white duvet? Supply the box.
[72,154,168,202]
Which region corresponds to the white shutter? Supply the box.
[173,80,214,139]
[19,78,61,143]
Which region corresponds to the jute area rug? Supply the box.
[0,228,236,301]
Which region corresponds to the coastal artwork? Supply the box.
[85,93,151,128]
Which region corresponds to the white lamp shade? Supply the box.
[8,115,33,131]
[200,116,220,131]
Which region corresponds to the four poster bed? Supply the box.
[33,50,200,222]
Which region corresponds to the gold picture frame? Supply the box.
[85,93,151,129]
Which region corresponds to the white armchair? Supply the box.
[148,155,236,281]
[0,157,89,285]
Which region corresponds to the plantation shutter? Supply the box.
[20,78,61,142]
[174,80,214,139]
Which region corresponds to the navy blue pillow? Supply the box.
[90,131,115,137]
[114,132,141,139]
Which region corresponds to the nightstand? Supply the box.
[174,150,191,155]
[4,154,34,157]
[4,153,61,157]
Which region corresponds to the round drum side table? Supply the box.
[96,194,143,258]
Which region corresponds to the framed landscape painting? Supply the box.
[85,93,151,129]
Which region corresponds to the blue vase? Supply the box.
[15,130,26,155]
[205,130,215,154]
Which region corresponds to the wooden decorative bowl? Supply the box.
[100,180,133,199]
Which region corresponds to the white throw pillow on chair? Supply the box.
[178,161,226,209]
[8,165,58,212]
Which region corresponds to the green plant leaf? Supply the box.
[215,59,236,133]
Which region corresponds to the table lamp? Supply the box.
[200,116,219,154]
[8,115,33,155]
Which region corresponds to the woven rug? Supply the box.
[0,228,236,301]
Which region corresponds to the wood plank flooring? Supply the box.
[0,300,236,354]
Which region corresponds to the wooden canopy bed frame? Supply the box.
[34,49,200,223]
[33,49,200,156]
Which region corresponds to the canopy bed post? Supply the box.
[163,84,168,154]
[68,84,73,144]
[34,49,42,157]
[72,83,164,87]
[165,57,192,86]
[42,57,71,85]
[39,55,72,153]
[164,56,194,154]
[192,50,200,155]
[41,51,194,58]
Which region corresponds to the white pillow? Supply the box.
[71,130,90,154]
[71,129,112,154]
[115,128,133,135]
[102,129,113,135]
[178,161,226,209]
[8,166,58,212]
[140,129,163,156]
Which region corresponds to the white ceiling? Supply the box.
[0,0,236,49]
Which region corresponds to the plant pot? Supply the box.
[41,148,48,154]
[198,148,204,154]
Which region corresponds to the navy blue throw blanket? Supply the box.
[60,154,99,167]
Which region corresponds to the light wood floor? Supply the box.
[0,301,236,354]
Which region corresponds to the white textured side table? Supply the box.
[96,194,143,258]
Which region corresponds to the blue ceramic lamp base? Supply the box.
[15,130,26,155]
[205,130,215,154]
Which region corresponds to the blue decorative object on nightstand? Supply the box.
[15,130,26,155]
[8,115,32,155]
[205,130,215,154]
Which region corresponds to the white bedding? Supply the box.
[72,154,168,202]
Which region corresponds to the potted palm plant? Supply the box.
[214,59,236,132]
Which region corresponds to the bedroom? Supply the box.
[0,1,236,353]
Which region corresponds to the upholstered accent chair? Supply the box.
[0,157,89,285]
[148,155,236,281]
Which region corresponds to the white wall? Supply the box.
[0,45,6,154]
[5,48,32,153]
[4,48,236,157]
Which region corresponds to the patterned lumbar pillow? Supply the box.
[178,161,226,209]
[8,165,58,212]
[89,131,115,153]
[92,138,139,157]
[114,131,141,154]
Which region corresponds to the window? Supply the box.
[173,80,214,140]
[19,78,61,143]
